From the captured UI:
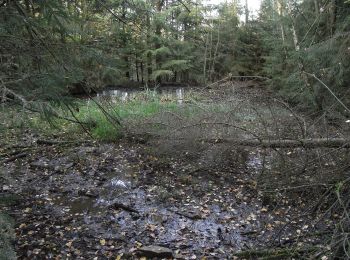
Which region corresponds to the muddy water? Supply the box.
[36,145,270,256]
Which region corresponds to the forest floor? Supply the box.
[0,81,342,259]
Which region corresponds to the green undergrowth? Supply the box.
[2,89,269,142]
[77,99,178,141]
[1,92,181,141]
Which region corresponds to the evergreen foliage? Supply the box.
[1,0,348,109]
[258,0,350,110]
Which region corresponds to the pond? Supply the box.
[96,87,186,104]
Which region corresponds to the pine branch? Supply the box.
[177,0,191,13]
[304,72,350,113]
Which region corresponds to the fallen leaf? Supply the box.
[24,208,32,213]
[19,223,26,229]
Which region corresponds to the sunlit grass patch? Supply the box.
[75,93,179,141]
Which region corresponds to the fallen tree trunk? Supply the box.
[205,138,350,148]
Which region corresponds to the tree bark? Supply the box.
[278,0,288,61]
[314,0,319,15]
[245,0,249,23]
[329,0,337,36]
[287,2,299,51]
[203,32,209,84]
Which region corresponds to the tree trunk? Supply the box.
[122,0,129,79]
[141,61,144,83]
[135,55,139,82]
[278,0,288,61]
[314,0,319,15]
[210,26,220,81]
[329,0,337,36]
[245,0,249,23]
[146,8,152,83]
[287,2,299,51]
[155,0,164,71]
[203,33,209,84]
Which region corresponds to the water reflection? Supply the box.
[97,89,136,103]
[175,88,184,104]
[96,87,185,104]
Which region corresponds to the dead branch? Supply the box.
[203,138,350,148]
[109,202,140,214]
[304,72,350,113]
[274,98,307,138]
[205,74,270,88]
[177,0,191,12]
[36,139,89,145]
[1,152,28,164]
[173,122,261,140]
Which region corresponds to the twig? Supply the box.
[65,103,94,139]
[200,137,350,148]
[205,75,270,88]
[263,183,328,193]
[173,122,261,141]
[304,72,350,113]
[178,0,191,12]
[36,139,89,145]
[109,202,140,214]
[1,153,27,164]
[274,98,307,138]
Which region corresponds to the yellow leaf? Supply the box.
[19,223,26,229]
[100,239,106,246]
[24,208,32,213]
[66,241,73,247]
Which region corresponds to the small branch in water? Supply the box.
[109,202,140,214]
[173,211,203,220]
[1,152,27,164]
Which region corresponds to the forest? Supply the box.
[1,0,350,259]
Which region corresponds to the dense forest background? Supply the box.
[1,0,349,111]
[1,1,350,259]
